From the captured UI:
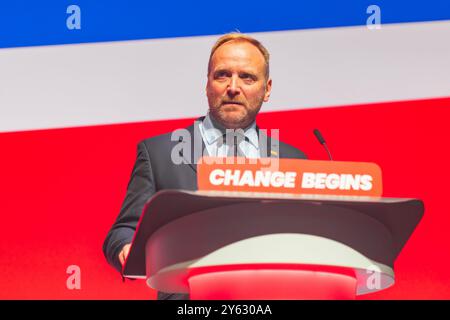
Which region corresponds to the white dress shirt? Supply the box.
[198,113,260,158]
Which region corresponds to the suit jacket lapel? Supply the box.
[184,118,206,173]
[257,126,279,158]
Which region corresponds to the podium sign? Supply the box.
[197,157,383,197]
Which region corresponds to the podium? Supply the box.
[123,189,424,299]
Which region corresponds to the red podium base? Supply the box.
[187,264,357,300]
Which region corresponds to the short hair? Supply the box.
[207,32,270,79]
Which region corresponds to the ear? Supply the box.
[205,76,210,96]
[263,78,272,102]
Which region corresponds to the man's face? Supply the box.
[206,41,272,129]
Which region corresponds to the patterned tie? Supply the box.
[223,132,247,157]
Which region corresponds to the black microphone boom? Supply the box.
[313,129,333,161]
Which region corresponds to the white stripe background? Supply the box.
[1,20,449,133]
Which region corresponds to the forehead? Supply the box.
[210,41,266,72]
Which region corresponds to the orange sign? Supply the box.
[197,157,382,197]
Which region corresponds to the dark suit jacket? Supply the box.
[103,119,307,300]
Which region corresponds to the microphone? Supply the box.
[313,129,333,160]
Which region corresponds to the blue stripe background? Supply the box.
[1,0,450,48]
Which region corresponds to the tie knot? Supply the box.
[220,131,248,146]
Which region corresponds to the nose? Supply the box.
[227,75,241,97]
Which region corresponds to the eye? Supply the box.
[240,73,257,83]
[214,70,230,80]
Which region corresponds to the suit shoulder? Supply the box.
[278,140,308,160]
[140,131,174,149]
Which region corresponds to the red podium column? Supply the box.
[187,264,357,300]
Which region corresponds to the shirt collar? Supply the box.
[202,113,259,149]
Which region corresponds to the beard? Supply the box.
[208,98,263,129]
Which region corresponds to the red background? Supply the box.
[0,97,449,299]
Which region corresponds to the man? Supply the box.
[103,33,307,300]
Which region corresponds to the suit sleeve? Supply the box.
[103,141,156,273]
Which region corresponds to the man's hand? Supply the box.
[118,244,131,266]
